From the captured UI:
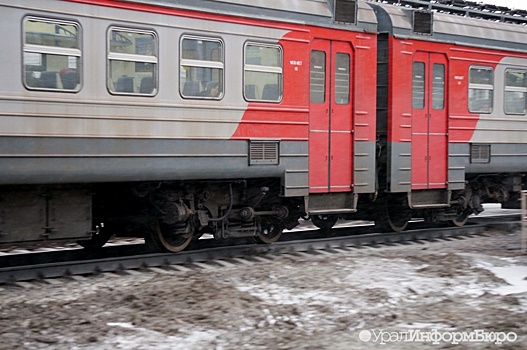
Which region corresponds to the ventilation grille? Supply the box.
[413,10,433,35]
[335,0,357,24]
[470,144,491,163]
[249,141,279,165]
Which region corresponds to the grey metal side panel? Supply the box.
[0,189,92,243]
[306,192,357,214]
[282,141,309,197]
[387,141,411,193]
[448,143,468,191]
[448,142,527,184]
[354,140,375,193]
[0,137,309,196]
[465,143,527,175]
[390,142,469,193]
[0,138,249,183]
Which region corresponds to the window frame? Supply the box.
[504,68,527,116]
[412,61,426,109]
[468,65,494,114]
[107,26,158,96]
[22,16,82,92]
[431,63,445,110]
[334,52,350,105]
[310,50,326,104]
[179,34,224,100]
[243,41,283,103]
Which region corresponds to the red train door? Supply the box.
[309,39,354,193]
[411,52,448,190]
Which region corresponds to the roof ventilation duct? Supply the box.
[335,0,357,24]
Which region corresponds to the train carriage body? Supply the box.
[370,0,527,229]
[3,0,526,251]
[0,0,378,249]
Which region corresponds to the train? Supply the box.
[1,0,526,252]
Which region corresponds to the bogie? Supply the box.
[96,181,299,252]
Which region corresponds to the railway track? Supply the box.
[0,215,520,285]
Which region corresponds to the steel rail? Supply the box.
[0,217,520,284]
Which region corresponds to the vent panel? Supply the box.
[335,0,357,24]
[413,10,433,35]
[249,141,279,165]
[470,144,491,163]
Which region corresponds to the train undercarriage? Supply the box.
[93,179,303,252]
[308,174,525,233]
[0,173,524,252]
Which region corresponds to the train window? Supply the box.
[468,66,493,114]
[108,28,157,95]
[23,17,81,92]
[432,63,445,110]
[335,53,350,105]
[244,42,283,102]
[180,36,224,99]
[504,69,527,115]
[412,62,425,109]
[310,51,326,104]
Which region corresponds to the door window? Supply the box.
[335,53,350,104]
[412,62,425,109]
[310,50,326,103]
[432,63,445,110]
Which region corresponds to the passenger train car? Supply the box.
[0,0,378,251]
[369,0,527,231]
[0,0,526,252]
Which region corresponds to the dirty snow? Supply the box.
[0,228,525,349]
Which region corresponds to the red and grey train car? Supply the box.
[368,0,527,231]
[0,0,378,251]
[1,0,527,253]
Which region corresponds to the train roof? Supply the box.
[113,0,378,32]
[368,0,527,52]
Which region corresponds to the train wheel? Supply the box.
[311,214,338,230]
[449,209,471,227]
[148,220,194,253]
[383,213,410,232]
[375,197,412,232]
[254,218,283,244]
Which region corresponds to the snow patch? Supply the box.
[480,264,527,295]
[236,282,341,305]
[105,322,221,350]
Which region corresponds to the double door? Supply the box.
[411,52,448,190]
[309,39,354,193]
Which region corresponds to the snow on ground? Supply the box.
[0,228,525,349]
